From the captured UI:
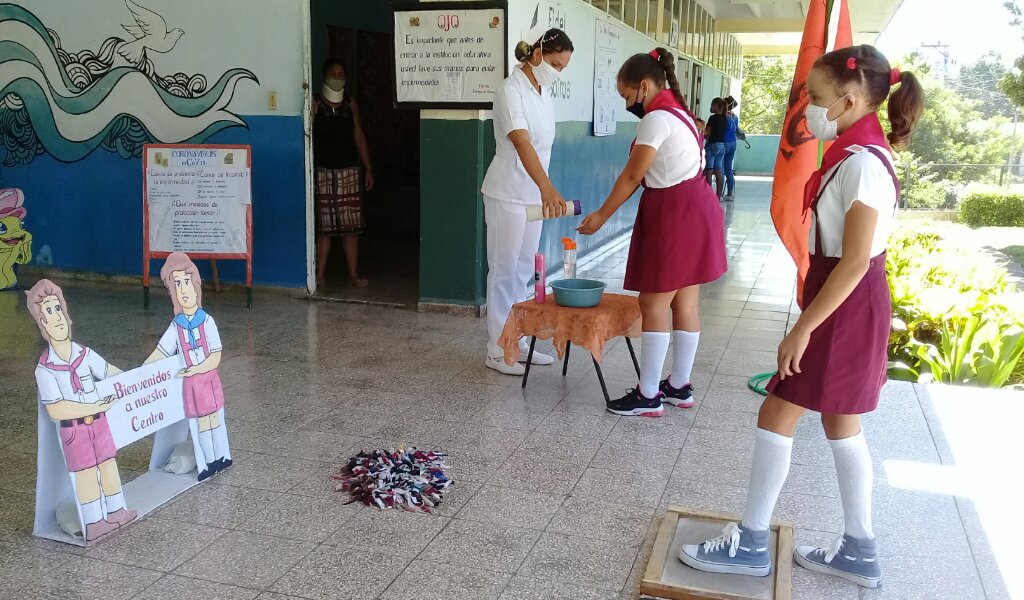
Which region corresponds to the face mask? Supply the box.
[626,85,648,119]
[805,96,848,141]
[530,56,560,86]
[321,78,345,104]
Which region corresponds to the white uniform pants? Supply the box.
[485,195,543,358]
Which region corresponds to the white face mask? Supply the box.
[530,55,560,86]
[321,78,345,104]
[805,96,848,141]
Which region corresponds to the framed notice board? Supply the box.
[393,1,508,109]
[142,144,253,308]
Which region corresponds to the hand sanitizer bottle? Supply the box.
[525,200,582,222]
[561,238,577,280]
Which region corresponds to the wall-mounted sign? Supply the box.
[393,1,508,108]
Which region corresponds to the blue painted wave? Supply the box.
[0,4,258,168]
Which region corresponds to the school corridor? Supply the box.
[0,179,1017,599]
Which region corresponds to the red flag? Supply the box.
[770,0,852,303]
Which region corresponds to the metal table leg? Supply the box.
[521,336,537,389]
[592,355,611,403]
[625,337,640,378]
[562,342,571,377]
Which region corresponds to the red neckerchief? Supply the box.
[39,346,88,393]
[802,114,890,216]
[630,90,685,154]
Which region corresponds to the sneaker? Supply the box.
[518,348,555,365]
[660,378,695,408]
[795,534,882,588]
[605,388,665,417]
[485,356,526,376]
[724,194,735,202]
[679,522,771,577]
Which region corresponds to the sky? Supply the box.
[876,0,1023,67]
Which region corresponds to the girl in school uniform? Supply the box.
[578,48,727,416]
[481,27,574,376]
[679,45,923,588]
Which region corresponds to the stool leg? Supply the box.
[562,342,571,377]
[522,336,537,389]
[625,337,640,378]
[593,355,611,403]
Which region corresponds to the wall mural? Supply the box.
[0,1,259,175]
[0,187,30,290]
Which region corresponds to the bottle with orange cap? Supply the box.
[561,237,577,280]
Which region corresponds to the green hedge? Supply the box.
[959,192,1024,228]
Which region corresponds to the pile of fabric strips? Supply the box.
[332,447,452,512]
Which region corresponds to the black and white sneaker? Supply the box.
[606,388,665,417]
[660,378,695,408]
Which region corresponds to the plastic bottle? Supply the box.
[534,253,546,303]
[561,237,577,280]
[525,200,582,222]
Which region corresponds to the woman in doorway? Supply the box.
[704,97,728,198]
[578,48,726,415]
[722,95,740,200]
[481,27,574,376]
[313,58,373,289]
[678,46,923,588]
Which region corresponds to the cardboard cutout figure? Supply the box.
[145,252,232,481]
[1,189,32,291]
[27,279,137,544]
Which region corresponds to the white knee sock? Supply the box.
[212,410,232,461]
[81,499,102,525]
[669,330,700,388]
[741,428,793,532]
[105,492,126,513]
[640,332,670,398]
[830,430,874,540]
[199,430,215,464]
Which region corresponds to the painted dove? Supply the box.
[117,0,184,64]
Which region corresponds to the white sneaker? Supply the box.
[485,356,526,376]
[518,349,555,365]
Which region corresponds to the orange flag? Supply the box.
[770,0,852,303]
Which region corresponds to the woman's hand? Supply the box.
[776,324,811,380]
[541,185,567,219]
[577,211,608,235]
[364,168,375,191]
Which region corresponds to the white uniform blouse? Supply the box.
[634,107,705,188]
[810,145,898,258]
[481,66,556,205]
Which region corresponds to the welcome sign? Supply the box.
[98,356,186,448]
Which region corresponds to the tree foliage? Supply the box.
[999,1,1024,108]
[739,55,796,134]
[956,52,1013,119]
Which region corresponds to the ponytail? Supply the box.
[655,48,688,109]
[618,47,692,114]
[886,71,924,148]
[514,28,574,63]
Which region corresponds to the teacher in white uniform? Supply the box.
[481,27,574,376]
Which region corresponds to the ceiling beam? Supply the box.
[742,44,801,55]
[747,3,763,18]
[716,18,805,33]
[800,1,810,16]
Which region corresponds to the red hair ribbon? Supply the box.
[649,49,660,59]
[846,57,857,70]
[890,67,901,85]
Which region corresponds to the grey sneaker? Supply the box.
[679,522,771,576]
[794,534,882,588]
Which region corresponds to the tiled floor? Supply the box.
[0,178,1017,599]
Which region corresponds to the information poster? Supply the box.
[593,18,620,137]
[394,2,507,107]
[145,146,251,254]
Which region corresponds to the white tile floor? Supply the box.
[0,178,1017,599]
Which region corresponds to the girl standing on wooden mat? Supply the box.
[679,45,923,588]
[578,48,726,416]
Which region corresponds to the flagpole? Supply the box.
[818,0,834,169]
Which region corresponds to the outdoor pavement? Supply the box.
[0,178,1017,599]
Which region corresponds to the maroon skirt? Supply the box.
[624,176,727,293]
[767,252,891,414]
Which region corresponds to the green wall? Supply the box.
[734,134,780,175]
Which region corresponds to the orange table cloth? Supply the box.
[499,293,641,365]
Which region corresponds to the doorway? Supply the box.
[308,8,421,308]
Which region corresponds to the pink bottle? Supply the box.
[534,253,546,303]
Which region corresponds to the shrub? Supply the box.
[959,192,1024,227]
[886,225,1024,387]
[905,180,952,209]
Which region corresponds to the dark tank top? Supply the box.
[313,96,360,169]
